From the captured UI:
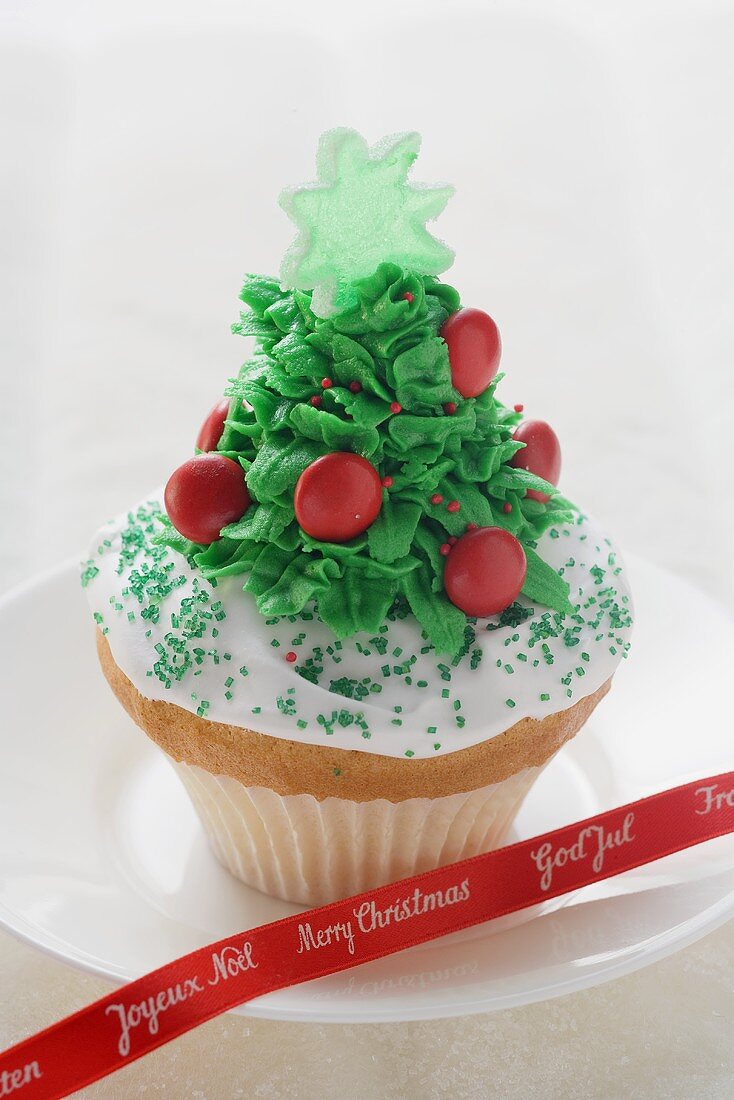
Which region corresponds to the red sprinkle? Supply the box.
[443,402,457,415]
[430,493,444,505]
[310,395,322,407]
[349,381,362,393]
[381,475,393,488]
[514,403,524,413]
[448,536,458,546]
[466,522,477,531]
[447,500,461,513]
[390,401,402,414]
[439,543,452,556]
[321,377,333,389]
[503,502,513,514]
[285,651,297,664]
[403,291,414,303]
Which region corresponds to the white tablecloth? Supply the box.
[1,2,733,1096]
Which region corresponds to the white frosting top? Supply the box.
[82,494,633,759]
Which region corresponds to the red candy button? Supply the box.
[294,453,382,542]
[510,420,561,503]
[164,453,251,544]
[196,398,230,453]
[440,308,502,398]
[444,527,527,617]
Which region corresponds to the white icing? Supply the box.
[83,494,633,759]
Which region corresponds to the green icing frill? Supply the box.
[155,262,577,658]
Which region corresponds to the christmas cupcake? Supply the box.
[83,130,633,906]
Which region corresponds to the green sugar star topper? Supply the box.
[279,129,455,316]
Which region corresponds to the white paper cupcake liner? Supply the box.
[170,759,546,906]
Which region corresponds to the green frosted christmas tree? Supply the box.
[159,129,575,658]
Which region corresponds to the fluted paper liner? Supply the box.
[171,759,547,906]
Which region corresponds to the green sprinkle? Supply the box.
[80,561,100,587]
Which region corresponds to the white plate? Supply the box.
[0,557,732,1022]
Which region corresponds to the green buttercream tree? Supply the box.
[158,130,575,657]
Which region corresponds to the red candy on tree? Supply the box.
[440,308,502,399]
[196,398,230,453]
[294,452,382,542]
[444,527,527,617]
[164,453,251,544]
[510,419,562,503]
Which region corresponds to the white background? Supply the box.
[1,1,733,1096]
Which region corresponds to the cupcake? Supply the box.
[83,130,633,906]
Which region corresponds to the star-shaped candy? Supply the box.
[279,129,454,316]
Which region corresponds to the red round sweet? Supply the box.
[444,527,527,617]
[164,453,251,544]
[196,398,230,453]
[294,453,382,542]
[440,308,502,398]
[510,419,561,503]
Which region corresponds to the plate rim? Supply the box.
[1,861,732,1023]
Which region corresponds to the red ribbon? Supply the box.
[1,770,733,1100]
